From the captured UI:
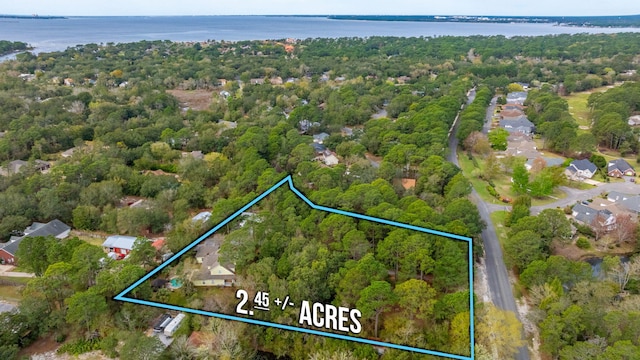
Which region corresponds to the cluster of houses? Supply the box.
[0,216,171,266]
[498,92,535,136]
[310,132,339,167]
[572,190,640,232]
[565,158,636,181]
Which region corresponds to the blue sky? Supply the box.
[3,0,639,16]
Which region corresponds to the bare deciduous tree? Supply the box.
[611,214,637,244]
[609,256,640,292]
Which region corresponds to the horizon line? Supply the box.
[2,13,640,18]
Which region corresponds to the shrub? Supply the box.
[55,333,66,343]
[99,334,119,358]
[486,185,499,198]
[574,222,594,237]
[576,237,591,249]
[57,339,100,355]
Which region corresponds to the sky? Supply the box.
[2,0,639,17]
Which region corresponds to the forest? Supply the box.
[0,32,639,359]
[0,41,28,57]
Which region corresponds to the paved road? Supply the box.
[449,94,530,360]
[0,265,35,278]
[483,96,497,134]
[484,182,640,215]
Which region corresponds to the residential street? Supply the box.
[0,265,35,278]
[483,182,640,215]
[449,93,530,360]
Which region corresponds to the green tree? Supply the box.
[488,128,509,151]
[128,238,157,267]
[511,163,529,195]
[79,180,123,209]
[120,331,165,360]
[356,281,397,337]
[504,230,546,272]
[16,236,56,276]
[64,289,108,332]
[377,229,409,276]
[538,209,572,242]
[393,279,437,320]
[72,205,101,230]
[334,253,388,307]
[0,215,30,242]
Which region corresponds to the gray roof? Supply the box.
[25,219,69,238]
[311,143,326,153]
[194,235,235,281]
[507,92,528,100]
[568,159,597,173]
[620,196,640,213]
[192,211,211,223]
[0,219,70,256]
[573,203,613,224]
[607,191,630,202]
[608,159,635,174]
[313,132,330,141]
[501,114,529,121]
[572,203,599,224]
[102,235,138,250]
[499,117,535,133]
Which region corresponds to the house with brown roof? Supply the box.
[192,235,236,287]
[499,109,525,120]
[607,159,636,178]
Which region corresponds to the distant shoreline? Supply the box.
[1,14,639,27]
[326,15,640,28]
[0,14,66,20]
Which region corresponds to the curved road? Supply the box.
[484,182,640,214]
[449,93,530,360]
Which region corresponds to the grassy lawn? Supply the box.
[490,211,509,246]
[532,187,568,206]
[564,92,592,128]
[0,284,24,302]
[70,231,106,247]
[458,154,503,205]
[565,180,596,190]
[0,276,31,285]
[459,151,568,205]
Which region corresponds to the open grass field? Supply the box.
[458,151,568,205]
[564,92,592,129]
[0,284,23,302]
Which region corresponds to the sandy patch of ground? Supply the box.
[516,296,541,360]
[167,89,213,111]
[474,259,491,303]
[30,351,111,360]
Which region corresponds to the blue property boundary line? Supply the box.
[114,175,475,360]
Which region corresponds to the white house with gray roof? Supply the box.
[572,203,616,230]
[565,159,597,180]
